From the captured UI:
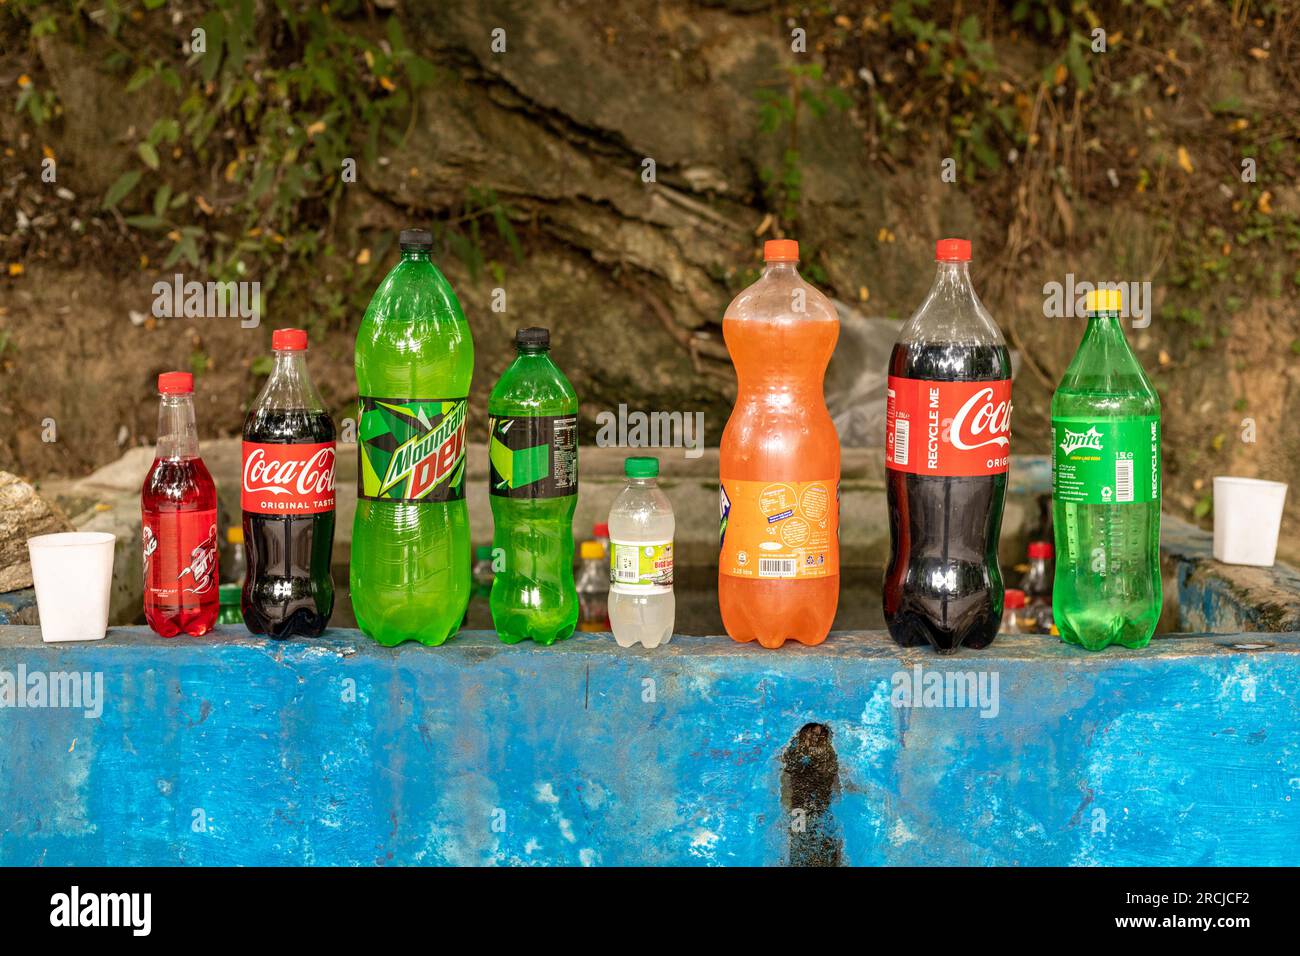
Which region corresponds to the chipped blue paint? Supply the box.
[1,625,1297,866]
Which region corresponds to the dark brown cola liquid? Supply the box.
[883,341,1011,654]
[242,407,336,638]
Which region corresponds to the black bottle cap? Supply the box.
[515,327,550,350]
[399,228,433,251]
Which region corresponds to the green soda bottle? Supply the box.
[352,229,474,646]
[487,327,579,644]
[1051,287,1161,650]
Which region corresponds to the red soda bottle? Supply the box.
[142,371,219,636]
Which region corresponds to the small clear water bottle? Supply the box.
[608,457,674,648]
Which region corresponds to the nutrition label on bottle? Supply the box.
[1052,415,1160,505]
[718,478,839,579]
[488,414,578,498]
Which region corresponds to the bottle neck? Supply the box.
[157,394,199,459]
[933,260,973,295]
[516,347,550,358]
[762,261,799,279]
[400,249,430,263]
[626,477,657,488]
[259,348,323,411]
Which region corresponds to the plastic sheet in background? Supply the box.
[825,299,1021,448]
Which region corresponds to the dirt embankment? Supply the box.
[1,1,1297,559]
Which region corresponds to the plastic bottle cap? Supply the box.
[515,327,550,350]
[625,456,659,478]
[1004,588,1027,609]
[226,526,244,544]
[593,522,609,538]
[763,239,799,262]
[475,545,493,561]
[272,328,308,351]
[1027,541,1054,559]
[935,238,972,262]
[1085,288,1123,314]
[219,582,241,604]
[399,228,433,251]
[158,371,193,394]
[580,541,604,560]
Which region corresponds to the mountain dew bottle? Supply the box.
[488,327,579,645]
[1052,287,1161,650]
[352,229,473,646]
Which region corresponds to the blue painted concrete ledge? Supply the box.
[1,625,1298,866]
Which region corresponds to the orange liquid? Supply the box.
[719,311,840,648]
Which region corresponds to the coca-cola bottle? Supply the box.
[241,328,337,638]
[142,371,220,637]
[883,238,1013,653]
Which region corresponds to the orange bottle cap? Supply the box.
[763,239,799,262]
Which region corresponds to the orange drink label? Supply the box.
[719,479,839,579]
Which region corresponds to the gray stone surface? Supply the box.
[0,470,74,592]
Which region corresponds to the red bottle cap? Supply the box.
[593,522,609,538]
[1004,588,1027,609]
[935,238,972,262]
[272,328,308,351]
[763,239,799,262]
[1028,541,1054,559]
[158,371,193,394]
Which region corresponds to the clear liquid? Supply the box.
[608,478,675,649]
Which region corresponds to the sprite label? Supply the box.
[358,396,467,502]
[1052,415,1160,505]
[487,414,578,498]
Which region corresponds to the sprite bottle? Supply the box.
[1051,287,1161,650]
[487,327,579,645]
[352,229,474,646]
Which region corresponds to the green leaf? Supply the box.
[138,142,160,170]
[124,214,167,231]
[153,184,173,217]
[102,170,142,209]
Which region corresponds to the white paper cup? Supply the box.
[1213,477,1288,567]
[26,531,118,643]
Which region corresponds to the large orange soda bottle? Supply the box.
[719,239,840,647]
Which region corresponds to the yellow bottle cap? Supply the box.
[226,526,244,544]
[1085,288,1122,314]
[580,540,604,560]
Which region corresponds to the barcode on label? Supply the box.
[892,418,910,466]
[759,558,797,578]
[1115,458,1134,503]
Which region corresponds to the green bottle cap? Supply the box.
[625,456,659,478]
[218,582,241,605]
[475,545,494,561]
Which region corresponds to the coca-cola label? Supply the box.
[242,442,337,514]
[885,376,1013,476]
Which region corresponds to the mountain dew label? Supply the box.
[488,414,578,498]
[358,396,467,502]
[1052,415,1160,505]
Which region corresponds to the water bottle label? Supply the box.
[242,441,336,514]
[885,376,1012,475]
[143,510,219,605]
[610,540,673,594]
[357,397,467,503]
[718,479,839,580]
[1052,415,1161,505]
[487,414,579,498]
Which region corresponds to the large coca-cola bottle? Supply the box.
[883,238,1013,653]
[241,328,336,638]
[143,371,220,637]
